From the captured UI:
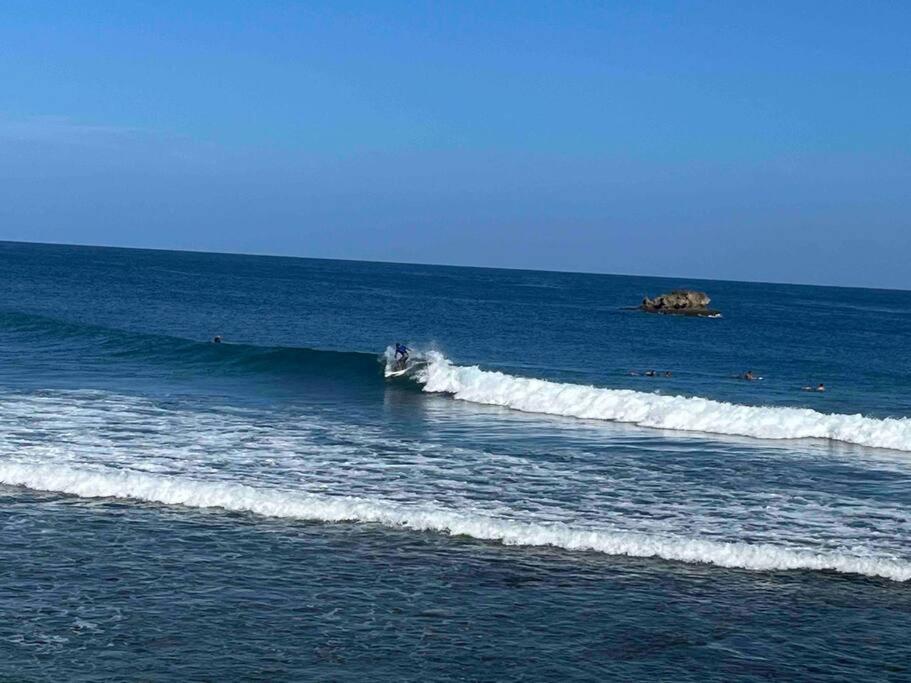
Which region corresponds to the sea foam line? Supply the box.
[414,353,911,452]
[1,462,908,582]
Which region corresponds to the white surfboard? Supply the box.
[384,360,427,378]
[384,366,409,378]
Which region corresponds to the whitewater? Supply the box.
[2,461,909,582]
[413,352,911,452]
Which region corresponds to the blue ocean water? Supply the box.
[0,241,909,680]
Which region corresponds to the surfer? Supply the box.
[803,383,825,392]
[741,370,756,381]
[394,343,409,370]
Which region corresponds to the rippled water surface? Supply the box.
[0,241,909,680]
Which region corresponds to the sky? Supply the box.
[1,1,909,288]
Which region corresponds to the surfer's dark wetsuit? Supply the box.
[394,344,409,368]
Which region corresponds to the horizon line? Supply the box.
[1,238,907,294]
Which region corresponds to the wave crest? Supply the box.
[414,353,911,452]
[1,462,908,582]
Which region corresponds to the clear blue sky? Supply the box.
[1,1,909,288]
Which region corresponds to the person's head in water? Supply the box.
[817,383,825,392]
[212,335,222,344]
[743,370,755,380]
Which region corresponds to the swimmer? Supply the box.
[803,383,825,392]
[212,335,222,344]
[741,370,756,381]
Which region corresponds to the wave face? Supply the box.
[2,462,909,582]
[413,352,911,452]
[0,309,384,382]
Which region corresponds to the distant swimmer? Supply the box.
[803,383,825,392]
[741,370,756,381]
[212,335,222,344]
[632,370,671,377]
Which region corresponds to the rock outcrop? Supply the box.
[640,290,719,317]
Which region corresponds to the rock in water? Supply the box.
[640,290,720,317]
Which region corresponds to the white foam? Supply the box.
[1,462,908,582]
[415,353,911,452]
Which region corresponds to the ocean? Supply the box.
[0,240,909,681]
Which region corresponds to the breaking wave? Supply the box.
[413,352,911,452]
[1,462,908,582]
[4,310,910,452]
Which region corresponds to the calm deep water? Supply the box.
[0,241,909,680]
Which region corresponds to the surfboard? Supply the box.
[385,366,409,378]
[384,360,427,378]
